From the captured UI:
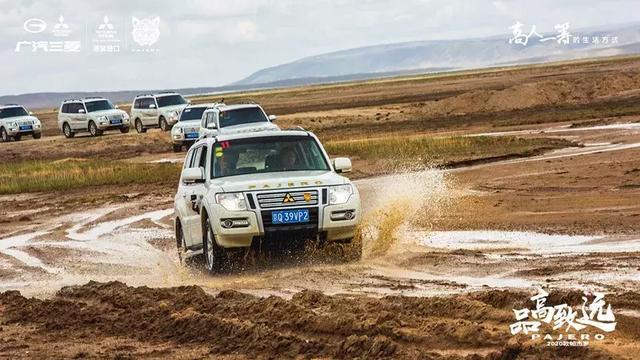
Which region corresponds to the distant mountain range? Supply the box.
[2,22,639,110]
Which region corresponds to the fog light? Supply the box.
[344,210,354,220]
[221,218,250,228]
[222,219,234,228]
[330,210,356,221]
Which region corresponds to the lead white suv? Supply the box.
[199,103,279,137]
[130,92,189,133]
[57,97,130,138]
[174,130,361,272]
[0,104,42,142]
[170,103,220,152]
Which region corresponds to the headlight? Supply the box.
[8,121,17,127]
[122,112,129,120]
[215,193,247,211]
[328,184,353,205]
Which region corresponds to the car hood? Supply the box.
[88,109,126,117]
[159,104,188,113]
[215,170,347,193]
[174,120,200,129]
[219,122,279,134]
[4,115,39,123]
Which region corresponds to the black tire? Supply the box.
[176,221,187,264]
[88,121,103,136]
[203,217,226,273]
[159,116,170,131]
[13,134,21,141]
[135,119,146,133]
[119,126,130,134]
[172,143,182,152]
[0,128,8,142]
[32,132,42,139]
[63,123,75,138]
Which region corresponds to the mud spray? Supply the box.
[355,166,454,259]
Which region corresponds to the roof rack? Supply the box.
[62,99,83,103]
[135,93,154,98]
[1,103,20,107]
[157,91,177,94]
[84,96,104,100]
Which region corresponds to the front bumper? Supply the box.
[210,188,361,248]
[97,119,130,130]
[6,125,41,136]
[172,133,199,145]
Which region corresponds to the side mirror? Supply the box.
[187,100,192,104]
[182,167,205,183]
[149,104,156,109]
[268,114,277,122]
[28,111,34,115]
[78,109,85,114]
[333,157,352,173]
[114,105,119,109]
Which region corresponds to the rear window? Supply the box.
[0,107,28,118]
[219,107,268,128]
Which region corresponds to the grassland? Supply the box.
[325,135,574,169]
[0,159,180,194]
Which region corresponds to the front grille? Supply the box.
[261,207,319,232]
[109,114,123,121]
[19,121,32,126]
[256,190,318,208]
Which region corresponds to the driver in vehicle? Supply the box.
[280,146,298,170]
[218,149,239,176]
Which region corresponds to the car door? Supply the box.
[141,97,159,126]
[179,145,209,247]
[69,103,88,130]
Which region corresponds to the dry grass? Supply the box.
[0,159,180,194]
[325,135,573,167]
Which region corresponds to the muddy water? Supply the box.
[1,164,638,299]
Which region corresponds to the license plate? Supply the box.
[186,132,198,139]
[271,209,310,224]
[110,119,122,124]
[19,125,32,131]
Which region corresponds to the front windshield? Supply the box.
[156,94,187,108]
[0,107,29,118]
[212,136,330,178]
[180,106,207,121]
[84,100,114,113]
[219,107,268,128]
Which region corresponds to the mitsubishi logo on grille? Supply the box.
[282,193,295,203]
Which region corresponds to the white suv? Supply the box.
[170,103,219,152]
[130,92,189,133]
[174,129,361,272]
[57,97,130,138]
[0,104,42,142]
[199,103,279,137]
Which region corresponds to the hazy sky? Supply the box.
[1,0,639,95]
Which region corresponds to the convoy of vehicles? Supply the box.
[173,129,361,272]
[0,104,42,142]
[57,97,130,138]
[2,93,362,269]
[130,92,189,133]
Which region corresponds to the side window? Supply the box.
[68,103,83,113]
[61,104,69,113]
[184,148,196,169]
[198,146,208,169]
[134,99,141,109]
[189,147,201,168]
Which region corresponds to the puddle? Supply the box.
[421,230,640,254]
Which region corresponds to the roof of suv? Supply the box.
[0,104,25,109]
[215,103,261,112]
[185,102,220,109]
[196,129,310,146]
[62,97,108,103]
[134,92,181,99]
